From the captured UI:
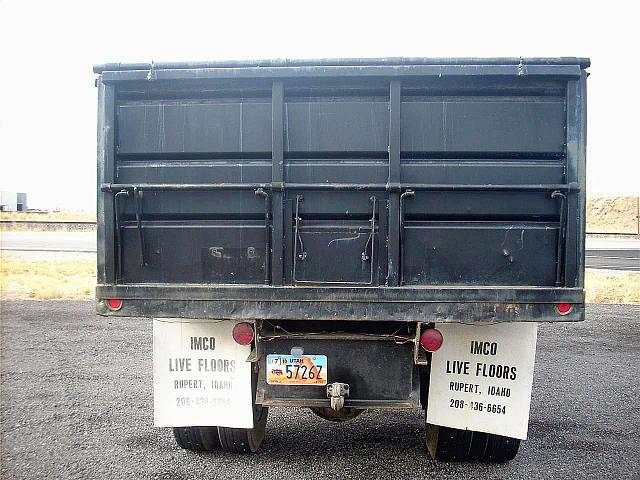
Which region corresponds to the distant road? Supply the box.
[0,231,96,259]
[585,249,639,271]
[1,231,639,271]
[585,238,640,272]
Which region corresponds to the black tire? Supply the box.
[426,423,520,462]
[482,432,520,463]
[418,365,430,410]
[172,426,221,452]
[218,406,268,453]
[426,424,472,461]
[467,431,490,461]
[218,363,269,453]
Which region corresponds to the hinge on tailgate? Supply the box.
[517,57,528,76]
[146,61,157,81]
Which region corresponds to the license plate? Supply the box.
[266,354,327,385]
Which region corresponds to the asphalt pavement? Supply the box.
[1,301,638,479]
[585,240,640,271]
[0,231,96,252]
[0,231,96,260]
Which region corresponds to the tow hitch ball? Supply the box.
[327,382,350,411]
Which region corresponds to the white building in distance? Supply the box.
[0,191,28,211]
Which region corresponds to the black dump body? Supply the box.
[95,57,588,322]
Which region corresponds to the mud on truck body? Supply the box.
[94,57,588,461]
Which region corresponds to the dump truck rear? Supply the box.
[94,57,588,461]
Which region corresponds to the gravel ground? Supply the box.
[1,301,639,479]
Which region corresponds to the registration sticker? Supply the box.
[266,354,327,385]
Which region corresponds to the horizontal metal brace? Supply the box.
[94,57,591,74]
[101,183,268,192]
[96,297,585,323]
[96,283,585,303]
[403,182,580,192]
[98,64,585,83]
[270,181,285,192]
[257,397,417,409]
[258,332,415,342]
[101,182,580,194]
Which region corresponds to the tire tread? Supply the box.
[172,426,220,452]
[426,423,520,462]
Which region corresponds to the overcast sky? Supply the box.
[1,0,638,210]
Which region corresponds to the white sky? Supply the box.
[1,0,638,210]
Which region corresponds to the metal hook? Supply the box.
[147,61,157,81]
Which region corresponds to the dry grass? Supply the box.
[0,211,96,222]
[0,211,96,232]
[0,257,95,300]
[585,270,640,304]
[587,197,639,235]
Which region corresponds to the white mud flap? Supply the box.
[426,322,538,440]
[153,319,254,428]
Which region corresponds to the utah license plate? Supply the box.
[266,354,327,385]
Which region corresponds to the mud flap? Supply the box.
[426,322,538,440]
[153,319,254,428]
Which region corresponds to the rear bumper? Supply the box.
[95,284,585,322]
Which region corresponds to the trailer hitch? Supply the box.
[327,382,350,411]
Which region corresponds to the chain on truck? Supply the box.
[94,57,588,462]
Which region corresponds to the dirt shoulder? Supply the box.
[587,197,639,235]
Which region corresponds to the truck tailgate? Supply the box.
[95,58,587,321]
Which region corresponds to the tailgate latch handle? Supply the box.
[133,187,147,267]
[361,196,377,262]
[294,195,307,260]
[551,190,567,286]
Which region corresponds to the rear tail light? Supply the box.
[420,328,443,352]
[556,303,573,315]
[232,322,255,345]
[106,298,123,311]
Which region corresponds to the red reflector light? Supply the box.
[556,303,573,315]
[420,328,443,352]
[232,322,254,345]
[106,298,123,310]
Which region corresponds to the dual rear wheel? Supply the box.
[173,407,520,463]
[172,365,268,454]
[426,423,520,462]
[173,412,519,461]
[172,405,268,454]
[171,368,517,460]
